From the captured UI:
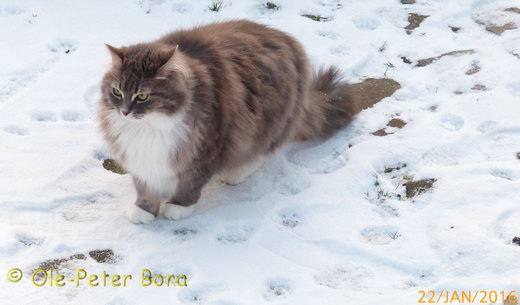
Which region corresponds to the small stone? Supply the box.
[265,2,278,9]
[513,237,520,246]
[516,152,520,160]
[401,56,412,64]
[450,26,461,32]
[400,0,415,4]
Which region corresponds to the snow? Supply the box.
[1,0,519,304]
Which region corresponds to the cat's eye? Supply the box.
[135,93,149,103]
[112,87,122,98]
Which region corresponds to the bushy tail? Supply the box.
[293,67,359,141]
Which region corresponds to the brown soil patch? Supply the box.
[405,13,429,34]
[404,178,436,198]
[465,63,481,75]
[417,49,475,67]
[476,19,517,35]
[347,78,401,110]
[505,7,520,14]
[372,118,407,137]
[89,249,118,264]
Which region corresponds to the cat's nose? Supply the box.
[121,110,130,116]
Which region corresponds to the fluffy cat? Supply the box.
[98,20,358,223]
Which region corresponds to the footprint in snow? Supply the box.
[61,110,87,122]
[178,284,220,304]
[105,297,134,305]
[352,15,381,30]
[216,225,254,244]
[439,113,464,131]
[0,6,25,17]
[317,30,340,40]
[3,125,29,136]
[15,232,44,246]
[31,110,57,122]
[172,223,200,241]
[490,169,515,181]
[47,38,77,54]
[171,3,192,13]
[330,45,350,55]
[360,225,401,245]
[476,120,498,133]
[0,61,55,103]
[83,83,101,111]
[274,171,312,195]
[263,277,292,300]
[276,208,301,228]
[314,264,373,289]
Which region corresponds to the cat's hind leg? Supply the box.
[219,156,265,185]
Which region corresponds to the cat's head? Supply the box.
[101,43,192,119]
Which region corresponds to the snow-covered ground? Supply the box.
[1,0,520,304]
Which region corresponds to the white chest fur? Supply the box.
[106,111,187,197]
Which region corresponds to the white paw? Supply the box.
[161,204,194,220]
[126,205,155,224]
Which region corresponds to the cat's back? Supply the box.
[158,20,305,61]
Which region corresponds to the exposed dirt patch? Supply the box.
[465,62,481,75]
[416,49,475,67]
[476,20,517,35]
[384,163,407,173]
[302,14,330,22]
[404,178,436,198]
[388,118,407,128]
[34,249,119,278]
[372,129,390,136]
[372,118,407,137]
[89,249,118,264]
[37,253,86,271]
[405,13,429,34]
[103,158,126,175]
[505,7,520,14]
[471,84,487,91]
[347,78,401,110]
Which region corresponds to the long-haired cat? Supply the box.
[98,20,358,223]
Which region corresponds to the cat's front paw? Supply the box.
[161,203,194,220]
[126,205,155,224]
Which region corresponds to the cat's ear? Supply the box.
[105,44,124,66]
[157,45,190,78]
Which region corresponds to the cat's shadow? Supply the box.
[142,125,359,233]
